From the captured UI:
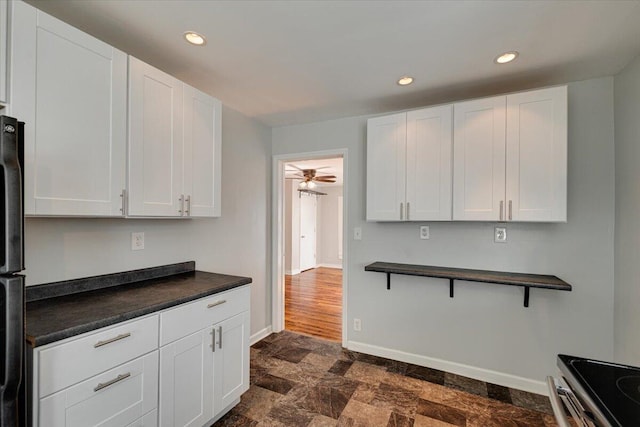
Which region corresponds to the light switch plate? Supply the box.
[494,227,507,243]
[354,227,362,241]
[131,232,145,250]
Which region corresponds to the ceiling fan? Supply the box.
[285,165,337,188]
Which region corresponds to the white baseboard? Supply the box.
[347,340,548,396]
[250,326,273,346]
[285,269,301,275]
[317,263,343,269]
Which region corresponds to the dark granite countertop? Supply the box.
[26,264,252,347]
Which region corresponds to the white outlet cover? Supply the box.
[420,226,430,240]
[353,318,362,331]
[131,232,145,250]
[354,227,362,241]
[494,227,507,243]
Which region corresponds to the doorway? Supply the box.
[272,150,348,345]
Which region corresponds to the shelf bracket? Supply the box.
[524,287,530,308]
[449,279,454,298]
[386,273,391,290]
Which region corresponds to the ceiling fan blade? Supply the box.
[314,177,336,182]
[286,164,304,171]
[315,174,337,179]
[285,177,303,180]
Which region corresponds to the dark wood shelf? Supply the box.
[364,262,571,307]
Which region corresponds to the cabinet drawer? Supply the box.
[126,410,158,427]
[39,351,158,427]
[160,285,249,346]
[39,315,159,398]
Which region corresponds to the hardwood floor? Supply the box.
[285,267,342,342]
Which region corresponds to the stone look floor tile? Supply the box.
[216,332,557,427]
[444,372,488,397]
[338,399,393,427]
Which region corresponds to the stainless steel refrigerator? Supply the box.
[0,115,25,427]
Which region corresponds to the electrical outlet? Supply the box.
[353,318,362,331]
[494,227,507,243]
[131,232,145,250]
[420,225,430,240]
[354,227,362,241]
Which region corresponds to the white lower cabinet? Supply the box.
[39,352,158,427]
[159,289,250,427]
[159,330,213,427]
[31,285,250,427]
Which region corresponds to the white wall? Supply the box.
[272,77,615,391]
[317,186,343,268]
[614,53,640,365]
[25,106,273,338]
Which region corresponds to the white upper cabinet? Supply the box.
[183,85,222,217]
[366,113,406,221]
[453,87,567,222]
[406,105,453,221]
[128,57,222,218]
[0,0,7,105]
[506,86,567,222]
[10,1,127,216]
[367,106,453,221]
[128,56,184,217]
[453,96,506,221]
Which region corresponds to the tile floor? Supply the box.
[215,331,560,427]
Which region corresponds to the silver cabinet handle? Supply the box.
[207,300,227,309]
[120,189,127,214]
[211,328,216,352]
[407,202,410,220]
[94,372,131,392]
[178,194,184,215]
[508,200,512,221]
[218,326,223,349]
[185,195,191,216]
[400,203,403,220]
[94,332,131,348]
[499,200,504,221]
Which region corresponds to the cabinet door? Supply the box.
[406,105,453,221]
[366,113,407,221]
[128,56,184,216]
[506,86,567,222]
[0,0,7,105]
[159,330,213,427]
[453,96,506,221]
[39,352,158,427]
[10,1,127,216]
[183,85,222,217]
[213,311,249,415]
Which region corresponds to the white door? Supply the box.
[183,84,222,217]
[406,105,453,221]
[11,2,127,216]
[453,96,506,221]
[366,113,407,221]
[506,86,567,222]
[299,193,317,271]
[213,312,249,416]
[159,330,213,427]
[128,56,184,216]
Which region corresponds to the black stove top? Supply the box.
[559,354,640,427]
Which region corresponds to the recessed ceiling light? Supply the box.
[397,76,414,86]
[184,31,207,46]
[495,51,519,64]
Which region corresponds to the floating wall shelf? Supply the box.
[364,262,572,307]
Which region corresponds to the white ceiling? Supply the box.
[27,0,640,127]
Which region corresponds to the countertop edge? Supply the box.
[27,277,252,347]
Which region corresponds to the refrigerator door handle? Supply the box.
[0,116,24,274]
[0,275,24,405]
